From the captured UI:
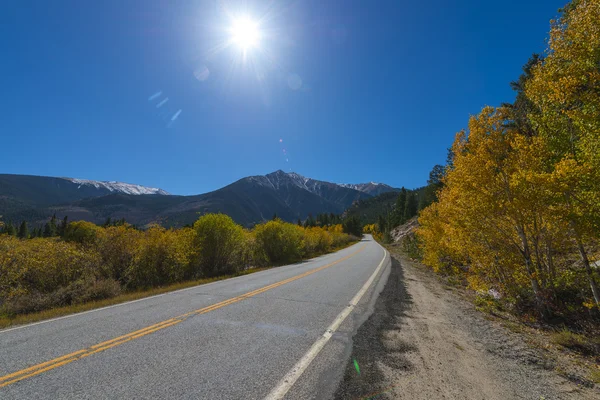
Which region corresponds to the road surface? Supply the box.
[0,235,390,399]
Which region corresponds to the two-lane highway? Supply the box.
[0,235,390,399]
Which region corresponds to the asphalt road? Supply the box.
[0,235,390,399]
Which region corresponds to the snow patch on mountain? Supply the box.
[66,178,170,195]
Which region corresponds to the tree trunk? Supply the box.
[517,225,550,319]
[570,220,600,307]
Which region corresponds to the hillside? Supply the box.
[343,191,400,224]
[0,171,381,227]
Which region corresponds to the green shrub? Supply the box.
[253,219,304,265]
[303,227,333,255]
[63,221,101,246]
[127,226,196,288]
[95,225,142,282]
[193,214,245,276]
[0,236,104,315]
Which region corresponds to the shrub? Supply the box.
[0,236,103,315]
[303,227,334,255]
[253,219,304,265]
[63,221,102,246]
[127,226,196,288]
[550,329,600,356]
[193,214,245,276]
[95,225,142,283]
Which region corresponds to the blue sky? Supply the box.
[1,0,566,195]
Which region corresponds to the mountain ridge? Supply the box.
[0,171,398,227]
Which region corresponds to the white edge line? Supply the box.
[264,245,389,400]
[0,241,362,334]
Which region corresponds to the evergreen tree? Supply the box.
[502,54,542,138]
[6,221,17,236]
[419,165,446,210]
[394,188,407,225]
[297,218,302,226]
[43,222,52,237]
[304,214,316,228]
[342,216,362,237]
[378,214,387,234]
[18,221,29,239]
[272,212,278,221]
[103,217,112,227]
[59,216,68,236]
[404,192,418,220]
[49,214,58,236]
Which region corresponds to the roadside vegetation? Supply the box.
[366,0,600,383]
[381,0,600,382]
[0,214,358,328]
[416,0,600,323]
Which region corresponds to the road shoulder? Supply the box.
[334,251,599,399]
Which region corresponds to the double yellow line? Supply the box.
[0,244,365,388]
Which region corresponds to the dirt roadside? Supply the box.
[334,250,599,399]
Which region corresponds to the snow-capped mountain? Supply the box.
[252,170,398,198]
[66,178,170,195]
[0,171,395,228]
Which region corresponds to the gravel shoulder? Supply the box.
[334,250,599,400]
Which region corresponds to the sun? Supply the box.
[230,17,261,50]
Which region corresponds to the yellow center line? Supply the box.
[0,244,366,388]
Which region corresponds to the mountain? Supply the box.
[0,171,386,227]
[343,191,401,225]
[0,174,168,206]
[65,178,169,195]
[0,174,170,224]
[338,182,398,196]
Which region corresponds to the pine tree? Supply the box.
[18,221,29,239]
[378,214,387,234]
[59,216,68,236]
[394,188,407,225]
[49,214,58,236]
[43,222,52,237]
[342,216,363,237]
[304,214,316,228]
[6,221,17,236]
[404,192,418,220]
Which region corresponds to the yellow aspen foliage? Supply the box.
[526,0,600,306]
[418,107,571,316]
[0,215,357,317]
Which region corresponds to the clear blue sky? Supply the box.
[1,0,566,195]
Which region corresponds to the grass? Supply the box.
[550,329,600,356]
[589,368,600,384]
[0,267,273,330]
[0,239,360,331]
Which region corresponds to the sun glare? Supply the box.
[230,17,260,50]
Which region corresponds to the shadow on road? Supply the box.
[334,256,414,400]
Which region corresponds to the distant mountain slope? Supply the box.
[0,174,168,207]
[338,182,398,196]
[343,191,400,225]
[0,171,383,227]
